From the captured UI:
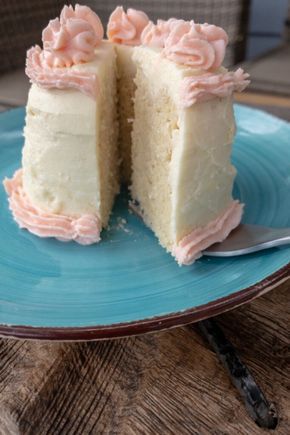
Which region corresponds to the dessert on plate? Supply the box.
[4,4,249,265]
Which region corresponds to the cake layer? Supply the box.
[22,41,119,225]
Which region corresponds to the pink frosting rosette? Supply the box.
[42,4,104,68]
[163,20,228,71]
[25,4,104,99]
[141,18,182,48]
[107,6,149,45]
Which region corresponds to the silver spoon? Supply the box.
[204,224,290,257]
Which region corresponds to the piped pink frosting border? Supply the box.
[180,68,250,107]
[3,169,101,245]
[26,45,99,99]
[173,201,243,265]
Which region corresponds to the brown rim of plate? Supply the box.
[0,262,289,341]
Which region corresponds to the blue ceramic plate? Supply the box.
[0,105,289,340]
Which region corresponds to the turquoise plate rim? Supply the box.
[0,105,289,340]
[0,263,289,340]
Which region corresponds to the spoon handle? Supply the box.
[204,225,290,257]
[196,319,278,429]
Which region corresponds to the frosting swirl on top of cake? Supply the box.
[141,18,228,71]
[42,4,104,68]
[163,21,228,70]
[107,6,149,45]
[25,4,103,99]
[141,18,181,48]
[141,17,249,103]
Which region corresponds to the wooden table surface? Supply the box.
[0,281,289,434]
[0,67,290,434]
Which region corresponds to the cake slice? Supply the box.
[131,20,249,264]
[4,5,119,244]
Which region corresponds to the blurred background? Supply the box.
[0,0,290,118]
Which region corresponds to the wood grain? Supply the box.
[0,280,289,435]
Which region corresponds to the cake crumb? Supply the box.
[116,216,130,233]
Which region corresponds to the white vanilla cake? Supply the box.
[4,5,249,264]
